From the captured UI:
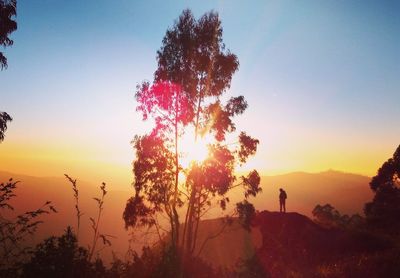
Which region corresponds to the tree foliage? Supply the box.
[365,144,400,233]
[124,9,261,260]
[0,0,17,70]
[0,111,12,142]
[0,0,17,141]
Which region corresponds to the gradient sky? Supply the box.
[1,0,399,189]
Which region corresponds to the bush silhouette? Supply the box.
[21,227,106,278]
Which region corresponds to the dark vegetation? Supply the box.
[0,179,56,275]
[1,5,400,278]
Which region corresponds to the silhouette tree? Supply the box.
[313,203,363,229]
[365,144,400,233]
[236,199,256,231]
[0,0,17,70]
[124,9,261,260]
[0,111,12,142]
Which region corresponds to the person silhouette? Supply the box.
[279,188,287,213]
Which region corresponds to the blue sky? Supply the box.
[1,0,399,184]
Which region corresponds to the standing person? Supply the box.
[279,188,287,213]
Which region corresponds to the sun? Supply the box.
[179,128,212,169]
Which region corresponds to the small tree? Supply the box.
[365,144,400,233]
[123,9,261,260]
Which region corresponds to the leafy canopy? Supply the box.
[123,9,261,256]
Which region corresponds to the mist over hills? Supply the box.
[0,169,373,265]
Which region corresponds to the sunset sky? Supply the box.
[1,0,399,190]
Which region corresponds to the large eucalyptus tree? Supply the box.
[123,10,261,258]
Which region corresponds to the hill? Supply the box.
[194,211,396,277]
[249,211,395,277]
